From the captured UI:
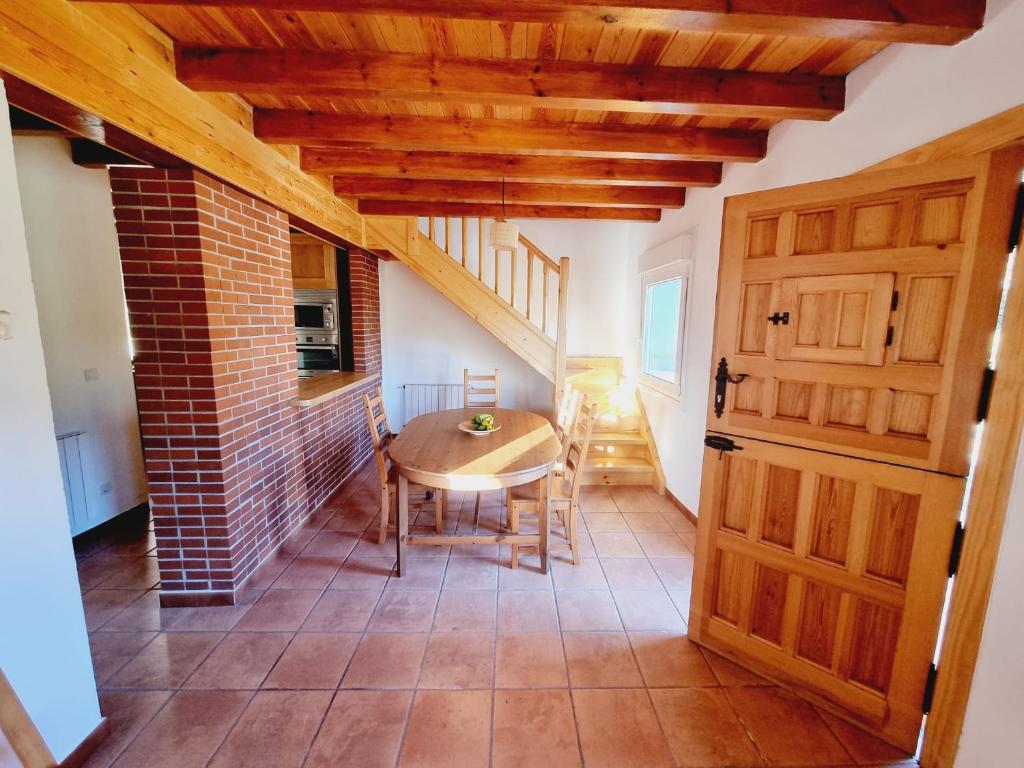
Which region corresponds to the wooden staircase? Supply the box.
[365,214,569,409]
[566,357,665,489]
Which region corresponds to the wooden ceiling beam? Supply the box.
[334,176,685,207]
[176,45,844,121]
[87,1,984,44]
[303,148,721,187]
[255,111,767,162]
[358,200,662,221]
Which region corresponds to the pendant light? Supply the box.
[488,178,519,251]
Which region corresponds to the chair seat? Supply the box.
[509,477,572,504]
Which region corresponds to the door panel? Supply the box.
[693,150,1023,754]
[713,154,1017,475]
[693,437,962,750]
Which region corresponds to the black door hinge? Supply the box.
[948,521,966,578]
[890,290,900,311]
[977,367,996,422]
[704,435,743,460]
[885,326,894,346]
[922,663,939,715]
[768,311,790,326]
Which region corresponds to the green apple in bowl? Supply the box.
[472,413,495,431]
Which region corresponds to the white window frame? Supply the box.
[639,259,691,399]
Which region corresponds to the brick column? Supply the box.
[349,250,382,373]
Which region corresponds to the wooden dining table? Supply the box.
[389,407,562,576]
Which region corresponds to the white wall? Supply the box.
[627,0,1024,512]
[379,218,633,422]
[13,135,147,534]
[0,81,102,763]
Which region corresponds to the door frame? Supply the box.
[917,149,1024,764]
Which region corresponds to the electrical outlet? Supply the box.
[100,482,113,495]
[84,368,100,381]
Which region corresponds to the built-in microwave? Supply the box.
[294,289,337,334]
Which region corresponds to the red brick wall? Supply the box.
[110,167,380,602]
[349,250,382,373]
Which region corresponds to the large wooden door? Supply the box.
[691,150,1023,752]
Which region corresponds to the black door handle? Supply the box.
[713,358,748,418]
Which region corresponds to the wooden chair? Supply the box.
[507,400,599,567]
[554,386,587,477]
[363,387,443,545]
[464,368,500,529]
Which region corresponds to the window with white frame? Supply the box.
[639,260,690,397]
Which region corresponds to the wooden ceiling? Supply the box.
[79,1,984,221]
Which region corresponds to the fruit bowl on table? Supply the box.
[459,414,500,436]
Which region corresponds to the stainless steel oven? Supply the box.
[294,289,338,334]
[296,333,340,378]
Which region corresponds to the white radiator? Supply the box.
[402,384,463,428]
[57,431,89,532]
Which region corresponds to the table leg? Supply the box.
[539,467,551,575]
[397,473,409,576]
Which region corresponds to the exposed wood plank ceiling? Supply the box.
[75,1,984,220]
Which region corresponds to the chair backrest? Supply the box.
[563,400,599,502]
[363,386,393,486]
[557,387,587,465]
[463,368,500,409]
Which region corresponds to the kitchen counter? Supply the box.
[292,371,379,408]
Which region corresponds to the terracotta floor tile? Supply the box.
[634,532,692,558]
[209,690,332,768]
[628,632,718,687]
[232,589,321,632]
[164,602,252,632]
[818,710,911,765]
[272,555,344,589]
[384,557,446,590]
[584,512,631,532]
[301,531,360,559]
[701,648,772,687]
[90,631,157,685]
[668,589,692,618]
[497,590,559,632]
[613,590,686,631]
[98,556,161,590]
[184,632,291,689]
[111,690,250,768]
[82,589,149,631]
[341,633,428,689]
[623,512,676,533]
[83,690,171,768]
[551,558,607,590]
[418,632,495,689]
[563,631,644,687]
[433,589,497,632]
[96,591,170,632]
[609,488,659,515]
[107,632,223,689]
[492,689,581,768]
[600,558,663,590]
[263,633,360,689]
[244,553,292,591]
[398,690,492,768]
[650,556,694,589]
[367,590,439,632]
[302,590,380,632]
[555,590,623,631]
[590,531,645,558]
[573,688,673,768]
[495,632,567,688]
[442,557,499,589]
[727,686,851,766]
[329,558,393,590]
[664,510,697,533]
[650,688,763,767]
[306,691,413,768]
[498,562,553,590]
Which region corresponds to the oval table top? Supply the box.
[390,408,561,490]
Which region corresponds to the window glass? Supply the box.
[642,277,682,383]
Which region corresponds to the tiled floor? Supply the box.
[75,465,916,767]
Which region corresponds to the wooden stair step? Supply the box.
[587,457,655,471]
[583,456,656,486]
[590,431,646,445]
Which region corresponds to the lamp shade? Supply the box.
[488,219,519,251]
